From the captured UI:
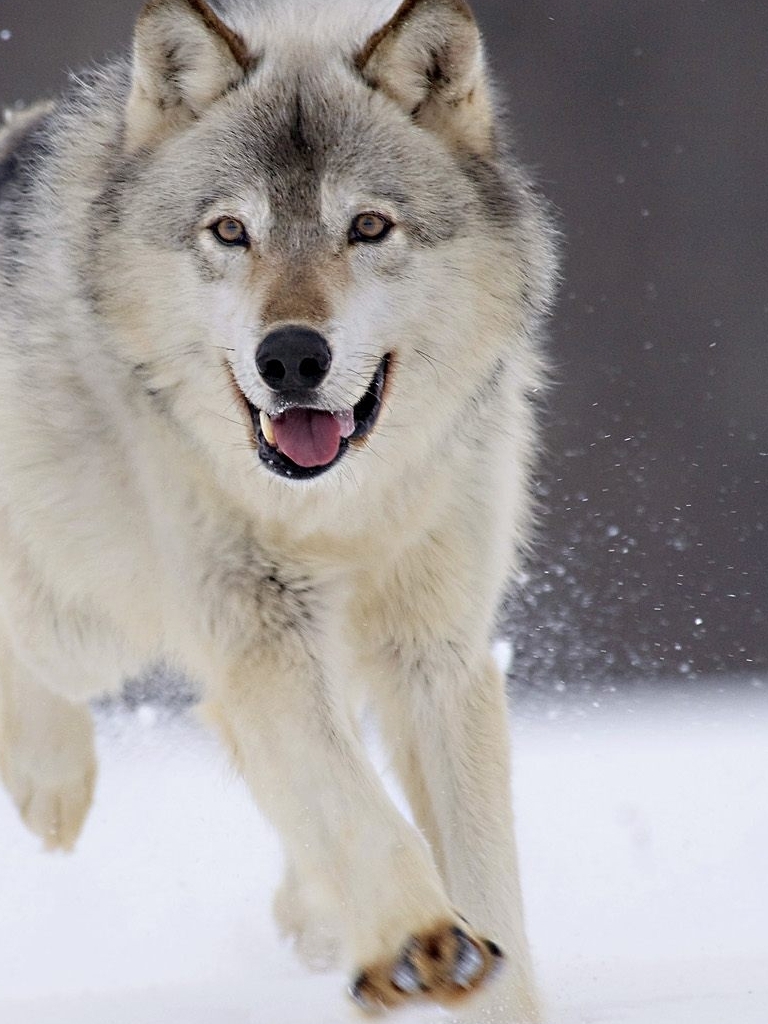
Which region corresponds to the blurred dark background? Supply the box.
[1,1,766,687]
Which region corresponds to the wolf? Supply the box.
[0,0,556,1019]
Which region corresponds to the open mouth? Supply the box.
[246,354,390,480]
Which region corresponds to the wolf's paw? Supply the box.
[2,744,96,852]
[0,702,96,852]
[273,869,341,972]
[349,920,505,1013]
[2,753,96,852]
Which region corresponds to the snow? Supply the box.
[1,677,767,1024]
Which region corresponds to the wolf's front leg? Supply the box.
[374,652,541,1023]
[203,628,503,1014]
[0,636,97,852]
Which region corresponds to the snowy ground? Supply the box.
[1,671,766,1024]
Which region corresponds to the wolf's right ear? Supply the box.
[125,0,252,152]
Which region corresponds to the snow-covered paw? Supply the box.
[2,744,96,851]
[349,920,505,1013]
[273,869,341,972]
[0,703,96,852]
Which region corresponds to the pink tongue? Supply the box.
[272,409,343,468]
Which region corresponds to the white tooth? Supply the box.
[334,409,356,438]
[259,410,277,446]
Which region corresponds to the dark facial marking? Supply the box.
[261,263,331,324]
[289,91,312,169]
[458,153,518,227]
[0,119,54,279]
[0,121,53,198]
[0,151,17,195]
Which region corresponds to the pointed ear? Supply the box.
[356,0,495,155]
[125,0,253,152]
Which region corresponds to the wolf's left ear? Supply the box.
[356,0,494,155]
[125,0,252,152]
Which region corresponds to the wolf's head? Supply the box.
[94,0,554,489]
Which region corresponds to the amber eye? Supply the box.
[350,212,393,244]
[211,217,249,247]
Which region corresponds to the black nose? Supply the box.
[255,326,331,393]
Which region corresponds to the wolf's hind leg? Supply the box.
[272,857,343,972]
[0,640,96,851]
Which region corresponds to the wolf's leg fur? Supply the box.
[374,655,541,1023]
[0,633,96,852]
[203,633,503,1011]
[349,504,542,1024]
